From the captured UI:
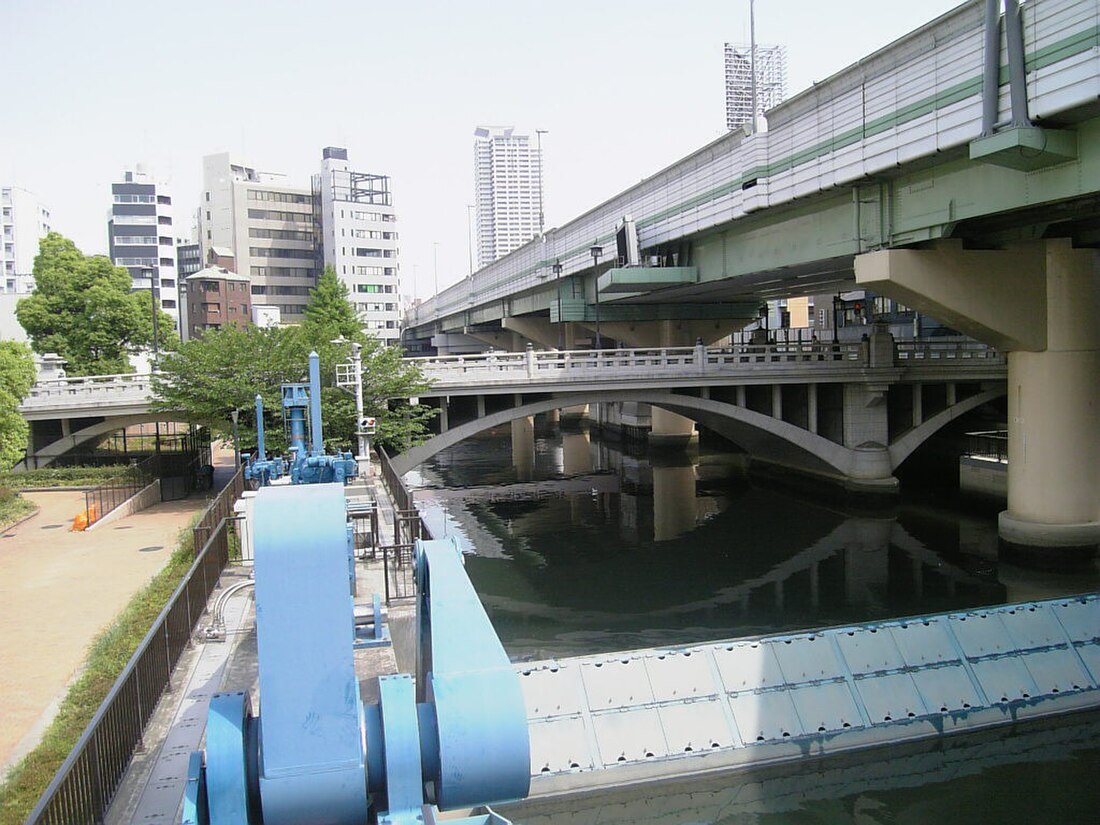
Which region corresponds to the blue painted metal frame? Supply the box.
[243,394,285,486]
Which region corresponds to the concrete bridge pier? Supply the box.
[857,239,1100,557]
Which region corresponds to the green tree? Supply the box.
[302,265,361,341]
[0,341,37,468]
[151,325,435,454]
[15,232,175,376]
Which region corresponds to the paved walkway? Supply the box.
[0,489,214,776]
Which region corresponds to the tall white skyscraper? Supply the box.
[107,168,179,330]
[1,185,50,294]
[724,43,788,131]
[473,126,543,268]
[314,147,401,346]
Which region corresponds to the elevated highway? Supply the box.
[403,0,1100,555]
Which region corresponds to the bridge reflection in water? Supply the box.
[407,419,1100,822]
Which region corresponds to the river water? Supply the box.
[407,418,1100,824]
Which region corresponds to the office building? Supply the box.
[107,168,178,330]
[724,43,787,131]
[473,126,543,268]
[314,147,401,345]
[1,185,50,294]
[184,266,252,339]
[197,153,318,323]
[176,240,201,340]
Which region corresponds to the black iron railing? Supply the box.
[82,455,156,527]
[376,444,414,511]
[193,465,245,560]
[23,513,234,825]
[965,430,1008,463]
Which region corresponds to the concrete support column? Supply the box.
[735,386,747,407]
[476,395,486,419]
[945,383,957,406]
[771,385,783,419]
[438,400,449,433]
[912,384,923,427]
[561,404,589,423]
[650,407,696,449]
[545,408,560,424]
[60,418,71,438]
[807,384,819,435]
[511,415,536,482]
[842,383,896,492]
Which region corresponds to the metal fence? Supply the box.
[384,509,428,602]
[965,430,1009,463]
[82,455,156,527]
[193,465,245,560]
[376,444,414,511]
[23,510,235,825]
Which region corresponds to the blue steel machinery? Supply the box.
[182,483,530,825]
[241,394,285,487]
[242,351,357,487]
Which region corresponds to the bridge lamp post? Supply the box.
[832,295,841,345]
[590,244,603,350]
[552,260,564,349]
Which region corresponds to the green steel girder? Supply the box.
[549,300,759,324]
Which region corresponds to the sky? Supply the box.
[0,0,964,300]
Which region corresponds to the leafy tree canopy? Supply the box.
[16,232,175,376]
[152,324,435,455]
[0,341,37,468]
[303,265,361,342]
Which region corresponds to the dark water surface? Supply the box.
[408,421,1100,824]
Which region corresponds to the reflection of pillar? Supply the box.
[562,431,592,475]
[650,407,696,449]
[652,464,696,541]
[511,415,535,481]
[809,562,820,610]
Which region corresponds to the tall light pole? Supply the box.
[536,129,549,236]
[590,243,603,350]
[466,204,476,276]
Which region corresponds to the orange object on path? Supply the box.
[71,504,98,532]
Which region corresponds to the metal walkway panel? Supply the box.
[518,594,1100,796]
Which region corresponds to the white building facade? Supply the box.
[197,153,318,324]
[1,185,50,294]
[724,43,788,131]
[107,168,178,330]
[314,147,400,346]
[473,126,543,268]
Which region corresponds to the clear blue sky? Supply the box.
[0,0,962,299]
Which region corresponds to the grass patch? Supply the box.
[1,465,136,490]
[0,524,200,825]
[0,487,37,531]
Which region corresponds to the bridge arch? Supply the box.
[393,391,858,480]
[28,413,183,468]
[888,386,1007,469]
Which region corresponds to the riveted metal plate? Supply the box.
[835,627,905,675]
[951,613,1014,658]
[856,673,927,723]
[591,708,669,764]
[970,656,1039,702]
[891,619,959,667]
[658,699,737,753]
[729,689,804,742]
[645,650,718,702]
[518,665,586,719]
[908,663,983,712]
[788,681,863,734]
[713,642,785,693]
[581,657,654,709]
[1022,648,1092,695]
[1075,644,1100,686]
[528,717,593,774]
[772,635,839,683]
[1052,598,1100,643]
[998,604,1066,649]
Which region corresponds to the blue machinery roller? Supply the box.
[243,351,357,488]
[182,484,530,825]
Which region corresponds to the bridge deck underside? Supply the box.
[517,594,1100,796]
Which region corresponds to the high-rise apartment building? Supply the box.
[314,147,401,346]
[724,43,788,131]
[197,153,318,323]
[1,185,50,294]
[107,168,178,330]
[473,126,543,268]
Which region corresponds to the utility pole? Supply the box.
[536,129,548,236]
[749,0,758,133]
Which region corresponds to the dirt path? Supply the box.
[0,491,210,775]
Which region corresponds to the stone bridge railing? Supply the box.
[19,372,157,417]
[408,339,1004,391]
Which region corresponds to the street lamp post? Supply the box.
[536,129,549,236]
[552,259,564,349]
[590,243,603,350]
[143,267,160,369]
[351,342,366,467]
[832,295,841,344]
[230,408,240,468]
